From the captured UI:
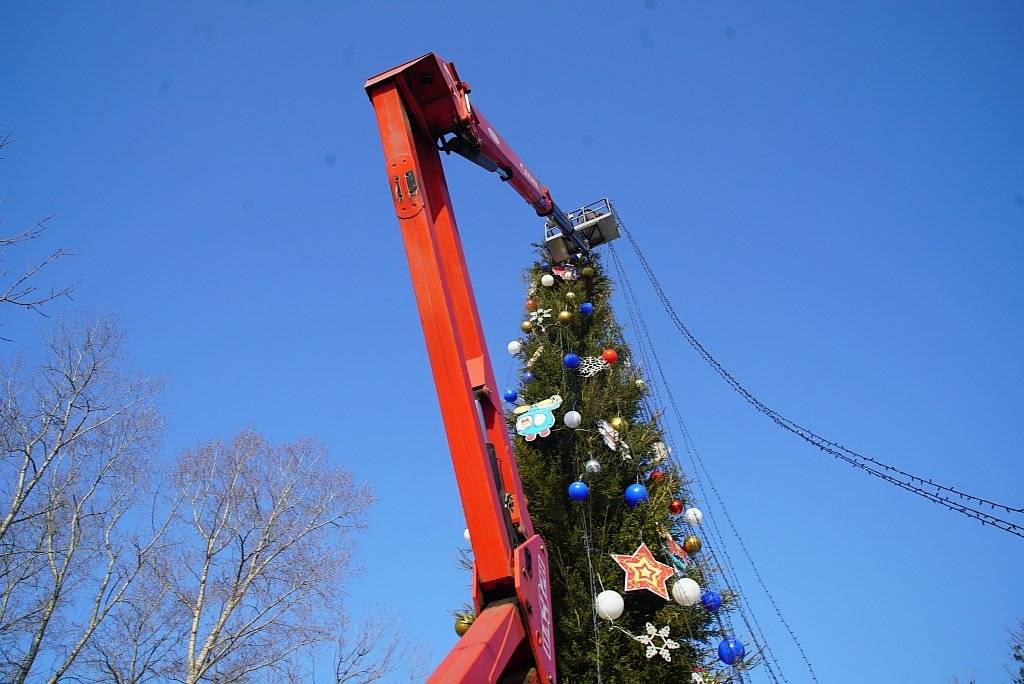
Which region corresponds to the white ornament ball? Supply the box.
[585,459,601,474]
[595,589,624,621]
[563,410,582,429]
[541,274,555,287]
[507,340,522,355]
[684,507,703,526]
[463,528,471,542]
[671,578,702,607]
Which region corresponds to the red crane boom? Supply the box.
[364,53,568,683]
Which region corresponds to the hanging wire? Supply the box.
[581,500,604,684]
[609,246,789,684]
[616,220,1024,538]
[623,314,790,684]
[615,254,808,684]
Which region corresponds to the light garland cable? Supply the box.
[613,265,774,678]
[611,243,818,683]
[617,220,1024,537]
[610,255,761,680]
[582,499,604,683]
[610,248,786,684]
[573,262,716,677]
[623,312,787,684]
[675,414,817,683]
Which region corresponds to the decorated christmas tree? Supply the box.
[503,252,737,681]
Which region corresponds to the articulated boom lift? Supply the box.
[364,53,619,683]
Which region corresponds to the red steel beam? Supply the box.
[365,55,557,683]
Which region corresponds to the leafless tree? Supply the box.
[0,134,75,332]
[0,317,169,682]
[144,430,375,684]
[330,611,424,684]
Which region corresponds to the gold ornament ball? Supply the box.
[454,614,475,637]
[565,291,577,300]
[635,379,646,389]
[581,266,595,278]
[609,416,626,430]
[558,310,572,323]
[520,320,533,333]
[683,535,702,554]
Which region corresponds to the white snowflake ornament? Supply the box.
[528,308,553,331]
[633,623,679,662]
[578,356,610,378]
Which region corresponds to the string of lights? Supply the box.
[611,245,792,684]
[617,221,1024,538]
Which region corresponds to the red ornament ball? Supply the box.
[525,298,538,311]
[669,498,685,515]
[650,469,665,482]
[601,348,618,364]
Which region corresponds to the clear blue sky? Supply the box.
[3,2,1022,681]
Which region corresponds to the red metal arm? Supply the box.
[366,52,588,256]
[365,53,556,683]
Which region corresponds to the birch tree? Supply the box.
[156,430,374,684]
[0,317,168,682]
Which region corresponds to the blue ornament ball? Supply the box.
[563,353,581,369]
[579,302,594,315]
[568,481,590,502]
[541,261,551,270]
[624,483,648,508]
[701,590,722,613]
[523,371,534,382]
[502,389,518,403]
[718,637,746,665]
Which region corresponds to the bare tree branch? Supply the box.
[0,134,76,337]
[0,316,168,683]
[332,611,424,684]
[104,430,376,684]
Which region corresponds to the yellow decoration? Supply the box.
[683,535,702,554]
[581,266,595,278]
[558,310,572,323]
[610,416,627,430]
[565,291,577,300]
[521,320,533,333]
[454,613,475,637]
[635,379,646,389]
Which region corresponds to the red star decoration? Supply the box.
[611,542,674,600]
